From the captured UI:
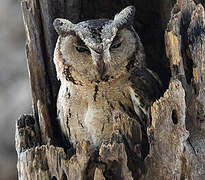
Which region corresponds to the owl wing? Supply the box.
[129,66,163,127]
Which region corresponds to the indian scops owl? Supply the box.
[53,6,162,150]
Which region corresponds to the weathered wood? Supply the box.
[165,0,205,132]
[16,115,135,179]
[16,141,90,180]
[146,80,205,179]
[39,0,64,100]
[21,0,53,144]
[16,0,205,179]
[145,80,189,179]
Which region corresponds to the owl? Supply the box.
[53,6,162,151]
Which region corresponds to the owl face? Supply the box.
[54,6,143,84]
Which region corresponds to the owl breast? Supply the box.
[57,75,133,148]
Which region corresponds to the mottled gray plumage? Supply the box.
[53,6,162,150]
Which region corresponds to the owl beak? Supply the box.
[97,59,106,80]
[90,49,106,80]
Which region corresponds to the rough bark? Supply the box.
[16,0,205,179]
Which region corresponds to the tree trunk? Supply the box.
[16,0,205,179]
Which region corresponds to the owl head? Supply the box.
[53,6,145,84]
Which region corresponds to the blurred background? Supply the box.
[0,0,31,179]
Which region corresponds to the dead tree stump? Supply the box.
[16,0,205,179]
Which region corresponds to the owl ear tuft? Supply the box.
[114,6,136,28]
[53,18,75,35]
